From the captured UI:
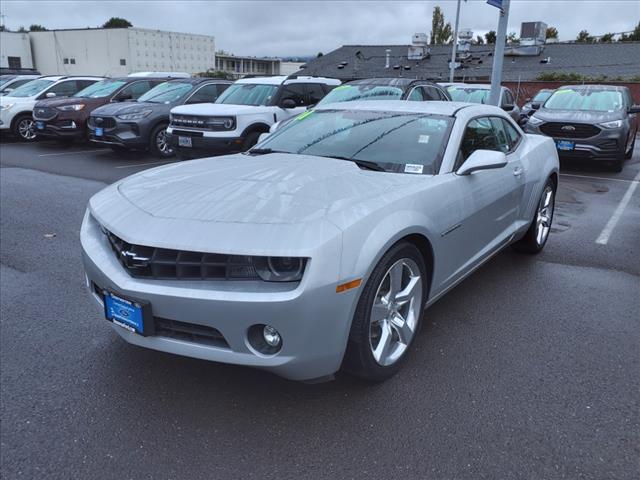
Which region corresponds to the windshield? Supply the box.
[532,90,553,103]
[544,88,624,112]
[215,83,278,106]
[255,109,453,174]
[138,82,194,103]
[74,79,126,98]
[317,84,403,106]
[446,86,489,104]
[6,79,55,98]
[0,76,16,88]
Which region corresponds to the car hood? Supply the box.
[91,101,168,116]
[91,153,427,226]
[0,95,36,106]
[35,96,106,109]
[533,108,625,123]
[171,103,273,116]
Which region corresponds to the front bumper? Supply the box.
[166,128,244,156]
[87,118,148,149]
[34,119,86,139]
[0,109,13,130]
[80,211,355,381]
[525,123,627,161]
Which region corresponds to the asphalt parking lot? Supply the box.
[1,138,639,480]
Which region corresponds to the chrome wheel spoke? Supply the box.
[372,320,393,363]
[388,262,403,297]
[390,314,413,345]
[535,186,554,245]
[394,275,420,306]
[371,301,388,325]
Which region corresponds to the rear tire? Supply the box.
[13,114,37,142]
[149,123,174,158]
[624,133,635,160]
[343,242,427,382]
[512,178,556,254]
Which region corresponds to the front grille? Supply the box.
[155,317,229,348]
[89,116,117,129]
[33,106,57,121]
[539,122,601,139]
[170,114,234,131]
[104,229,259,280]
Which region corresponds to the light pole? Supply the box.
[449,0,462,82]
[488,0,511,106]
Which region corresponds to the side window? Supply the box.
[280,83,306,106]
[119,81,152,100]
[489,118,510,153]
[305,83,326,105]
[501,118,522,152]
[407,87,425,101]
[185,84,220,104]
[47,80,78,97]
[423,87,443,101]
[216,83,230,96]
[502,90,515,107]
[77,80,96,90]
[456,117,501,168]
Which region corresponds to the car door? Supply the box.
[501,89,520,122]
[439,116,521,285]
[276,83,309,121]
[184,83,221,105]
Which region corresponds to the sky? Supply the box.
[1,0,639,57]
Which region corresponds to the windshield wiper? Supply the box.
[325,156,386,172]
[247,148,290,155]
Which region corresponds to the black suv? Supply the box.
[525,85,639,172]
[88,78,232,157]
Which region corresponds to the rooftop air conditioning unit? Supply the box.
[505,21,547,56]
[408,33,430,60]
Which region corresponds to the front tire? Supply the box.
[624,132,636,160]
[241,131,261,152]
[149,123,174,158]
[13,114,37,142]
[343,242,427,382]
[512,178,556,254]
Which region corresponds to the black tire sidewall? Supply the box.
[513,177,556,253]
[344,241,428,381]
[14,114,36,142]
[241,131,261,152]
[150,123,172,158]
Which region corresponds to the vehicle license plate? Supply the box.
[95,127,104,136]
[36,121,45,130]
[178,136,192,148]
[556,140,575,151]
[103,291,148,335]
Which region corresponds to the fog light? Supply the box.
[263,325,281,347]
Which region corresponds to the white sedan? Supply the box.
[81,101,559,382]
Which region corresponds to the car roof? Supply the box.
[346,78,443,89]
[38,76,105,81]
[236,76,341,86]
[557,84,627,92]
[164,77,232,85]
[314,99,503,117]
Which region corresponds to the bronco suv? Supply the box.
[166,75,341,157]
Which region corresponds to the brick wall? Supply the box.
[498,81,640,106]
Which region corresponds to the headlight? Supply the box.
[208,116,235,130]
[527,115,543,126]
[116,109,153,120]
[0,103,15,111]
[599,119,623,129]
[253,257,306,282]
[57,104,85,112]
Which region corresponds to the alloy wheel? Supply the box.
[156,130,173,155]
[18,118,36,140]
[369,258,422,366]
[535,185,554,246]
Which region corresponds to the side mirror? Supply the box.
[456,150,507,176]
[531,102,541,110]
[46,92,56,98]
[629,105,640,114]
[281,98,296,109]
[114,93,132,102]
[258,132,270,143]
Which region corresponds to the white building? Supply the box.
[280,61,305,76]
[0,31,34,70]
[214,53,280,78]
[28,28,215,76]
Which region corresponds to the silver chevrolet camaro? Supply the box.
[81,100,559,382]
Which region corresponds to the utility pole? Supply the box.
[449,0,462,82]
[488,0,510,106]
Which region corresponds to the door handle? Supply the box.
[513,167,523,177]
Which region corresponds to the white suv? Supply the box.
[167,76,340,157]
[0,76,103,141]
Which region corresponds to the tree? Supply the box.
[29,24,47,31]
[630,21,640,41]
[576,30,593,43]
[545,26,558,40]
[507,31,519,44]
[599,32,615,43]
[430,6,452,44]
[475,35,485,45]
[485,30,496,44]
[316,52,323,58]
[0,25,5,32]
[17,26,27,32]
[197,70,235,80]
[102,17,132,28]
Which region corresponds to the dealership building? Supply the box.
[0,31,34,70]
